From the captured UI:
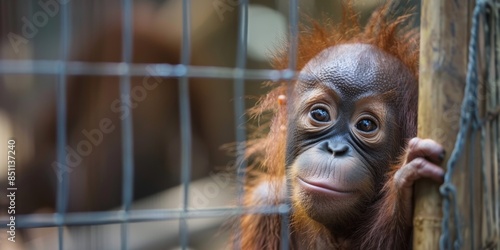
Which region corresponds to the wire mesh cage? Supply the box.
[0,0,499,249]
[0,0,306,248]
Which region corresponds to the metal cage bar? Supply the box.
[55,1,71,250]
[0,60,294,80]
[119,0,135,249]
[280,1,299,249]
[179,0,192,249]
[233,0,249,248]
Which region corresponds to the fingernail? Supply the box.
[439,151,446,161]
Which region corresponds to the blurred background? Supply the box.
[0,0,416,249]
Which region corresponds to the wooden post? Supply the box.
[413,0,473,249]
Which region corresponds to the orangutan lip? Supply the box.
[297,177,354,196]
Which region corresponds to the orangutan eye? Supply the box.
[355,119,377,132]
[310,108,330,122]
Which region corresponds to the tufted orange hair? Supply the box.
[272,1,419,75]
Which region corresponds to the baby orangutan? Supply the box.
[237,3,445,250]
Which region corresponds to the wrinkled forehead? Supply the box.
[297,43,405,99]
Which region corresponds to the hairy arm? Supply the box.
[360,138,445,250]
[239,177,286,249]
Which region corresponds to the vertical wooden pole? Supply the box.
[413,0,473,249]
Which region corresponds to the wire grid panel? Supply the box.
[0,0,299,249]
